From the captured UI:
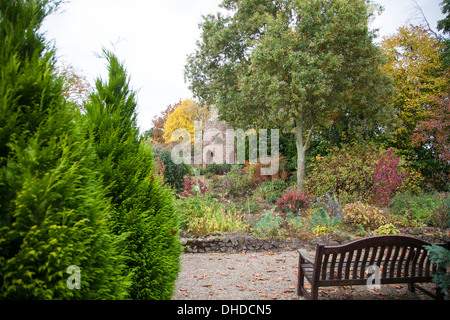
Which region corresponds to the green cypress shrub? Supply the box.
[0,0,130,299]
[84,50,182,300]
[152,146,190,193]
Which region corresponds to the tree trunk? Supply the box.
[297,141,306,191]
[294,122,314,192]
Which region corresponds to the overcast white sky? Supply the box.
[42,0,446,133]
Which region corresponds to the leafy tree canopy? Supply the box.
[185,0,393,189]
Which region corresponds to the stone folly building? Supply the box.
[197,108,279,177]
[200,108,236,167]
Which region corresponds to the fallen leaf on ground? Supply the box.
[282,290,294,297]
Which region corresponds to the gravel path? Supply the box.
[173,250,436,301]
[173,251,301,300]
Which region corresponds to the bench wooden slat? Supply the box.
[329,253,337,280]
[377,246,385,267]
[369,246,377,268]
[344,250,353,280]
[353,249,362,279]
[404,247,413,277]
[321,254,329,281]
[301,264,314,283]
[411,248,422,277]
[313,258,435,281]
[389,246,400,278]
[417,248,427,277]
[360,247,370,279]
[382,246,393,278]
[338,252,346,280]
[397,246,407,277]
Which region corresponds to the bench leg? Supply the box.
[297,275,304,297]
[436,288,444,300]
[311,286,319,300]
[409,283,444,300]
[297,256,304,297]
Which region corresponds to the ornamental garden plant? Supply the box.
[1,0,449,301]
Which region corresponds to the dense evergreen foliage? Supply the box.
[83,50,182,300]
[0,0,130,299]
[0,0,181,300]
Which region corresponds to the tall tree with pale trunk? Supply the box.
[185,0,393,190]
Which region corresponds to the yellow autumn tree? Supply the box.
[163,99,210,144]
[380,24,449,188]
[380,25,449,155]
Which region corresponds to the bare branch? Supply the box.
[410,0,439,38]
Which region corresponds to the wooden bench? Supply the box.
[297,235,450,300]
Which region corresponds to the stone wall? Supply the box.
[181,228,449,254]
[181,235,318,254]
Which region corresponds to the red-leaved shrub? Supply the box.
[180,176,209,198]
[276,190,314,213]
[242,161,270,189]
[372,149,406,207]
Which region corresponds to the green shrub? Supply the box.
[241,197,262,214]
[310,208,342,228]
[221,162,272,197]
[342,202,387,230]
[306,143,381,204]
[204,163,232,176]
[0,0,129,299]
[375,223,400,235]
[254,211,313,240]
[84,50,182,300]
[255,179,288,204]
[222,165,247,196]
[428,195,450,229]
[254,212,284,238]
[306,143,423,206]
[152,146,190,192]
[425,245,450,300]
[391,193,448,226]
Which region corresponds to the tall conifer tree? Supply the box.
[0,0,130,299]
[84,50,182,300]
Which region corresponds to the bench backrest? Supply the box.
[313,235,449,284]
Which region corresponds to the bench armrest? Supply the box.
[298,249,315,265]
